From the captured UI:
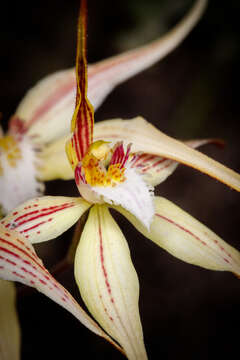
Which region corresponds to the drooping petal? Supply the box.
[0,226,122,352]
[115,197,240,275]
[11,0,206,145]
[94,117,240,191]
[75,204,147,360]
[130,138,223,186]
[0,280,20,360]
[1,196,91,244]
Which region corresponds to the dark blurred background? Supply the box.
[0,0,239,359]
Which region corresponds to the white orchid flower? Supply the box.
[2,0,240,359]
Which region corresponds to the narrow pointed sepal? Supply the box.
[1,196,91,244]
[94,117,240,191]
[115,197,240,275]
[130,138,222,186]
[75,205,148,360]
[0,226,122,351]
[0,280,20,360]
[66,0,94,169]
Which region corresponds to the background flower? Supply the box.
[0,1,239,359]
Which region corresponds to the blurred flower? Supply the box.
[2,0,240,359]
[0,280,20,360]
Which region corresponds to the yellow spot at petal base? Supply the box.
[81,141,126,187]
[0,135,22,174]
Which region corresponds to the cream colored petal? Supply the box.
[2,196,91,244]
[130,138,222,186]
[13,0,206,145]
[75,205,147,360]
[94,117,240,191]
[0,134,44,215]
[0,226,122,352]
[14,69,76,145]
[38,135,73,181]
[0,280,20,360]
[114,197,240,275]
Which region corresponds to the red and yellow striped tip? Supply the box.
[66,0,94,170]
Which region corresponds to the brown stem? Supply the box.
[50,211,88,275]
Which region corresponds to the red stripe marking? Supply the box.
[14,203,73,222]
[0,238,47,273]
[15,238,37,258]
[0,246,75,302]
[12,271,25,279]
[20,221,47,233]
[25,78,75,130]
[98,223,112,295]
[88,39,159,78]
[155,213,236,263]
[6,258,16,266]
[156,213,207,246]
[9,203,74,229]
[21,267,37,278]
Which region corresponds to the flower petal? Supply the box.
[75,204,147,360]
[130,138,223,186]
[38,134,74,181]
[0,280,20,360]
[1,196,91,244]
[90,167,154,230]
[94,117,240,191]
[14,69,76,144]
[0,226,122,352]
[12,0,206,145]
[115,197,240,275]
[0,135,43,214]
[39,131,223,183]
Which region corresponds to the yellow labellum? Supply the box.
[81,141,126,187]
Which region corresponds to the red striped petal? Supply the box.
[130,138,223,186]
[1,196,91,244]
[0,225,123,353]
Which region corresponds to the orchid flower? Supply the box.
[0,1,208,357]
[1,0,240,359]
[0,0,206,215]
